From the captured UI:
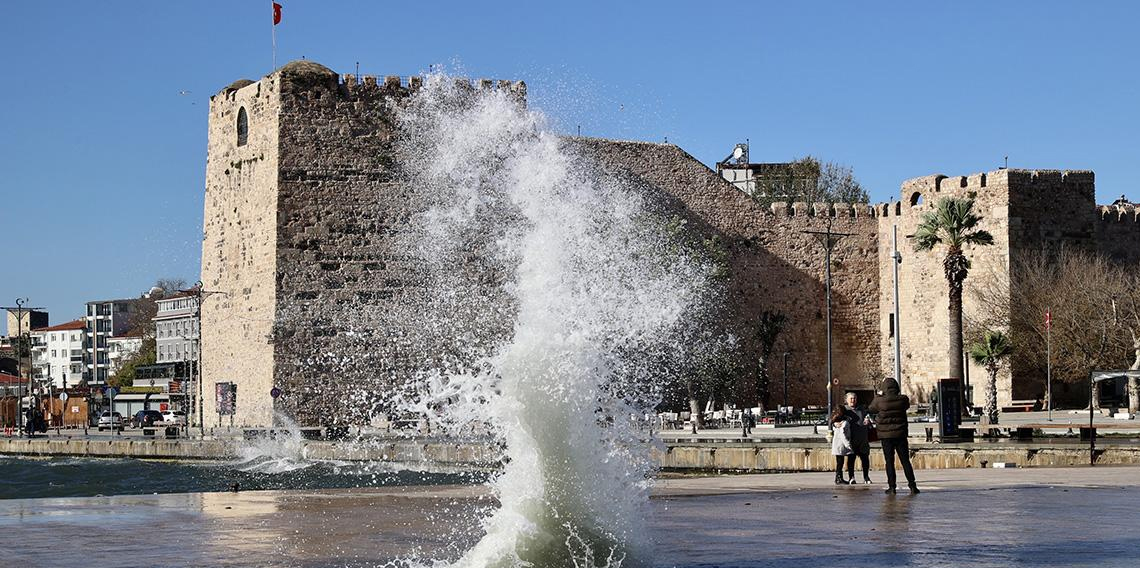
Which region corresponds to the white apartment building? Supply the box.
[30,319,87,389]
[155,292,199,364]
[85,299,136,386]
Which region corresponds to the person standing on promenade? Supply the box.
[843,391,873,484]
[830,405,854,485]
[741,406,753,437]
[869,377,919,495]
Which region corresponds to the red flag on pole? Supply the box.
[1045,310,1052,330]
[273,2,282,25]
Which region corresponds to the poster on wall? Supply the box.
[216,382,237,416]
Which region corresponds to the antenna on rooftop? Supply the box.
[726,142,749,165]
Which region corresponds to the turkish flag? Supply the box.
[273,2,282,25]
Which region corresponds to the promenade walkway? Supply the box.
[0,466,1136,567]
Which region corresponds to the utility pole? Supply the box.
[892,225,903,388]
[1046,308,1053,421]
[3,299,44,437]
[782,351,790,409]
[183,281,225,439]
[804,218,851,424]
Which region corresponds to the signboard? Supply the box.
[938,379,962,440]
[59,392,69,403]
[216,382,237,416]
[159,403,169,411]
[71,406,80,414]
[120,386,163,394]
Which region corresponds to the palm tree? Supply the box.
[969,330,1013,424]
[914,197,995,382]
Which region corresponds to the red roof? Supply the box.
[33,319,86,333]
[0,372,23,385]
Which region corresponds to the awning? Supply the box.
[111,393,170,402]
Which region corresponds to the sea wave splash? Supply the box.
[391,74,712,568]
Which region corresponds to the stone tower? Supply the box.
[201,61,524,428]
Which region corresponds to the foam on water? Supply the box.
[232,413,315,474]
[391,75,713,568]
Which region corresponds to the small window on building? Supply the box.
[237,107,249,146]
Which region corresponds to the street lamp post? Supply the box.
[182,281,225,439]
[3,298,44,437]
[804,218,851,424]
[892,225,903,388]
[782,351,790,409]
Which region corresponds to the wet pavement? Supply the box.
[1,467,1138,567]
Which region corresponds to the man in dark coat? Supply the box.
[868,377,919,494]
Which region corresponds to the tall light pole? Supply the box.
[183,281,225,439]
[782,351,790,409]
[3,298,43,437]
[804,217,851,424]
[1046,308,1053,421]
[892,225,903,388]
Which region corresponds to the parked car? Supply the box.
[160,410,187,426]
[131,410,164,428]
[97,411,124,431]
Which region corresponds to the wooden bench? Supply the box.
[1019,423,1140,441]
[960,423,1140,441]
[1001,399,1038,412]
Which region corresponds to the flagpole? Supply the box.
[272,1,277,71]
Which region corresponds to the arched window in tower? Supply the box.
[236,107,249,146]
[910,192,924,207]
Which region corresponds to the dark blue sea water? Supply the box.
[0,455,485,500]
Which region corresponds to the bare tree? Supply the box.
[968,250,1136,408]
[750,156,869,208]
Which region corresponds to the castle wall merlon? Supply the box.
[1098,204,1139,222]
[900,174,946,196]
[770,202,790,216]
[213,79,257,101]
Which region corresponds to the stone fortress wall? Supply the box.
[203,61,1140,427]
[203,61,526,427]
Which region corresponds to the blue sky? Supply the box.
[2,1,1138,331]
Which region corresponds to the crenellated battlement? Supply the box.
[211,60,526,105]
[337,73,526,99]
[766,201,876,219]
[871,168,1098,219]
[1097,203,1140,223]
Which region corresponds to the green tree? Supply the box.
[753,311,786,412]
[108,338,155,388]
[109,278,188,388]
[751,156,870,208]
[969,330,1013,423]
[914,197,994,382]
